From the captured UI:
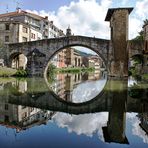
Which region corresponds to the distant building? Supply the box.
[51,47,82,68]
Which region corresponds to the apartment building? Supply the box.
[0,8,64,44]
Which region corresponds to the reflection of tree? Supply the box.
[47,63,56,84]
[128,83,144,98]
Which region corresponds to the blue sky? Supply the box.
[0,0,148,39]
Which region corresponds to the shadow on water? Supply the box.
[0,72,148,146]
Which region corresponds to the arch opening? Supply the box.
[45,45,107,104]
[10,52,27,70]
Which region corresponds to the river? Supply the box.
[0,71,148,148]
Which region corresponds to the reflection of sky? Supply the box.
[127,113,148,144]
[72,79,107,103]
[53,112,108,141]
[53,112,148,144]
[128,78,137,87]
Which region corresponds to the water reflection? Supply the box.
[50,71,107,103]
[0,76,148,148]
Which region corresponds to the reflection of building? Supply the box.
[0,103,55,132]
[0,78,56,132]
[139,113,148,135]
[50,72,101,102]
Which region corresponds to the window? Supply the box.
[31,33,35,39]
[5,36,9,42]
[22,26,28,33]
[5,115,9,122]
[22,37,27,42]
[5,104,9,110]
[5,24,10,30]
[22,112,27,119]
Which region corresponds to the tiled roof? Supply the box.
[0,10,45,20]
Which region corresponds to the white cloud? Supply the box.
[127,113,148,144]
[121,0,129,5]
[135,0,148,20]
[129,17,142,39]
[27,0,112,39]
[53,112,108,141]
[26,0,147,40]
[72,79,107,103]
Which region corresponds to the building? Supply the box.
[143,22,148,73]
[0,8,65,44]
[0,9,65,69]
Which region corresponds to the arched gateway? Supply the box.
[7,7,135,78]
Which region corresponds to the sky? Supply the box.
[0,0,148,40]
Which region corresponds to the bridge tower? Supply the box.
[105,8,133,77]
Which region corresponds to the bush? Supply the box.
[14,69,28,77]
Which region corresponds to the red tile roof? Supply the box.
[0,10,46,20]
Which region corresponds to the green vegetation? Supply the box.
[128,67,142,81]
[132,19,148,41]
[0,67,17,77]
[47,63,56,83]
[129,55,144,81]
[131,55,144,65]
[132,30,144,41]
[0,67,28,77]
[142,74,148,81]
[128,83,144,98]
[55,67,95,73]
[14,69,28,77]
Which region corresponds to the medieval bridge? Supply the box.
[6,7,144,77]
[8,35,110,76]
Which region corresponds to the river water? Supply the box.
[0,71,148,148]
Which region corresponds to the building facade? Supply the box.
[143,23,148,73]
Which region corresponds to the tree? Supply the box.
[132,19,148,41]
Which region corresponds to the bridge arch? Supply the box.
[9,52,27,70]
[43,36,109,77]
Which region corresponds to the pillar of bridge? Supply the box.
[105,8,133,77]
[102,78,128,144]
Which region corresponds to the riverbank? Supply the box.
[55,67,95,73]
[0,67,17,77]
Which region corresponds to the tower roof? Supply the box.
[105,7,133,21]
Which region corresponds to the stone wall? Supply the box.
[109,9,129,77]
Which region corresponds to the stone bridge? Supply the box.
[8,36,110,76]
[128,40,144,58]
[6,7,144,78]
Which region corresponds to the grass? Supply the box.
[142,74,148,81]
[0,67,17,77]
